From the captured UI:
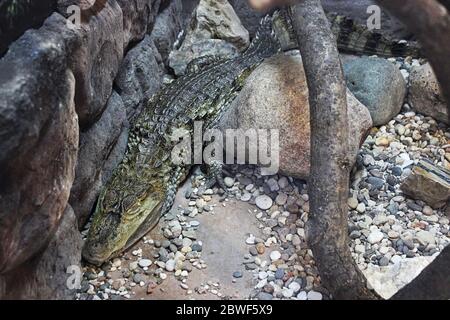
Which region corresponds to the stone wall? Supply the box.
[0,0,183,299]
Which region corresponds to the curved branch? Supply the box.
[289,0,380,299]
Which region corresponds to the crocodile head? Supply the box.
[82,173,164,265]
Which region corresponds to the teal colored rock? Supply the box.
[344,56,407,126]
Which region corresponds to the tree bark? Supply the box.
[377,0,450,122]
[288,0,380,299]
[392,244,450,300]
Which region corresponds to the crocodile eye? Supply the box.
[120,195,136,212]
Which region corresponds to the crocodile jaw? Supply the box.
[82,194,163,266]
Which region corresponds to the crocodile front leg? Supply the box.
[200,160,232,193]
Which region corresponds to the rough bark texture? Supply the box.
[377,0,450,122]
[392,244,450,300]
[289,0,380,299]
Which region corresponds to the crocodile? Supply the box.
[82,10,421,265]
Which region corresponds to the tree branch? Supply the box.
[288,0,380,299]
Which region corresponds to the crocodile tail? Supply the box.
[329,14,422,58]
[245,13,281,58]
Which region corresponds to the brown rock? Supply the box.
[0,206,82,299]
[409,63,448,124]
[0,14,79,273]
[256,243,265,255]
[219,53,372,179]
[116,0,162,47]
[401,159,450,209]
[57,1,125,128]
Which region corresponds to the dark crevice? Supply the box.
[0,0,57,58]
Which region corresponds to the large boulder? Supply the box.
[57,0,125,129]
[408,63,448,124]
[115,35,165,123]
[169,0,249,75]
[219,53,373,179]
[344,56,407,126]
[150,0,183,64]
[69,91,129,226]
[0,206,83,299]
[0,13,79,274]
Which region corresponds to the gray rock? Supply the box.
[344,56,406,126]
[307,290,323,300]
[392,166,403,176]
[275,192,288,206]
[182,230,197,239]
[282,288,294,298]
[168,0,248,75]
[0,206,82,299]
[415,231,435,246]
[379,256,390,267]
[233,271,243,278]
[368,230,384,244]
[387,202,399,215]
[138,259,153,268]
[165,259,176,272]
[56,3,125,128]
[229,0,264,37]
[115,36,165,123]
[116,0,161,47]
[191,243,203,252]
[192,0,249,50]
[133,273,147,284]
[224,177,235,188]
[69,91,128,226]
[150,0,183,64]
[257,292,273,300]
[275,268,285,280]
[0,13,79,274]
[367,177,385,190]
[255,195,273,210]
[409,63,448,124]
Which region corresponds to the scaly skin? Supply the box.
[83,10,421,265]
[82,15,281,265]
